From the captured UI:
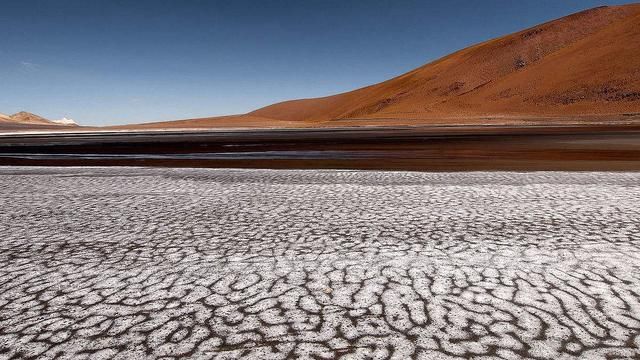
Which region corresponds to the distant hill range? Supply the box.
[122,4,640,129]
[0,111,78,128]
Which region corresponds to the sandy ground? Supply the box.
[0,167,639,359]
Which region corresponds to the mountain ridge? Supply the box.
[248,4,640,124]
[0,111,79,127]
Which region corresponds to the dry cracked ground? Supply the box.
[0,167,639,359]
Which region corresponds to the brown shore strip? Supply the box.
[1,124,640,171]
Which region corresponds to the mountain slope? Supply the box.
[0,113,12,122]
[110,114,309,130]
[248,4,640,124]
[8,112,55,125]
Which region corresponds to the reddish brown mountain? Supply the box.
[7,112,54,125]
[245,4,640,126]
[28,4,640,131]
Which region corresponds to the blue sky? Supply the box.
[1,0,636,125]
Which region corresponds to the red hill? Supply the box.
[246,4,640,126]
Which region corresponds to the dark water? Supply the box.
[1,126,640,170]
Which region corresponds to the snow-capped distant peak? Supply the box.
[52,117,78,126]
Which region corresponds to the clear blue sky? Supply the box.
[1,0,636,125]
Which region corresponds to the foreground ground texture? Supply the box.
[0,167,639,359]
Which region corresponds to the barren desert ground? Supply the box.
[1,167,639,358]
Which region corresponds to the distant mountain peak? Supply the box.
[52,117,78,126]
[0,111,79,126]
